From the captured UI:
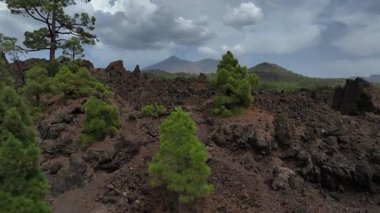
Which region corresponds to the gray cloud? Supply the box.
[325,57,380,78]
[94,0,214,50]
[330,11,380,56]
[1,0,380,77]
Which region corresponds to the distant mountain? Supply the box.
[143,56,219,74]
[349,74,380,83]
[369,75,380,83]
[248,62,307,81]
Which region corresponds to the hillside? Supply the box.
[249,62,310,81]
[249,62,345,91]
[143,56,219,74]
[2,57,380,212]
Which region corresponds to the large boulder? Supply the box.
[333,78,380,115]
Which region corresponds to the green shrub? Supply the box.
[22,66,53,104]
[148,108,213,203]
[212,51,259,116]
[0,86,50,212]
[53,64,111,99]
[141,103,167,117]
[80,96,120,146]
[0,57,12,87]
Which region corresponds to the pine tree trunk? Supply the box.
[49,5,57,62]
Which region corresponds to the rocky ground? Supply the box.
[33,61,380,212]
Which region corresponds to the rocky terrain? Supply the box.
[24,60,380,212]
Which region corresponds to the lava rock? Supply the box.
[39,121,67,140]
[274,116,294,148]
[272,166,296,191]
[332,78,380,115]
[83,148,117,172]
[133,65,141,79]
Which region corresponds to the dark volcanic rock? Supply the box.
[49,154,88,195]
[272,166,296,191]
[105,60,128,77]
[333,78,380,115]
[80,59,94,70]
[133,65,141,79]
[209,124,255,151]
[39,121,67,140]
[83,147,117,172]
[275,116,294,148]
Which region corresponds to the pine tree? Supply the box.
[148,108,213,203]
[62,37,84,61]
[1,0,96,61]
[212,51,259,116]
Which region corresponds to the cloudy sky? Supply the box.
[1,0,380,77]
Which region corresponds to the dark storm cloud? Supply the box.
[94,1,214,50]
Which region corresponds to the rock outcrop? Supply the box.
[333,78,380,115]
[133,65,141,79]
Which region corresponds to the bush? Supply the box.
[80,96,120,146]
[212,51,259,116]
[53,64,111,99]
[148,108,213,203]
[0,56,12,87]
[0,86,50,212]
[22,66,52,104]
[141,103,167,117]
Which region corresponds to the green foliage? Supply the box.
[148,108,213,203]
[2,0,96,60]
[80,96,120,146]
[0,87,33,130]
[22,66,52,103]
[0,86,50,212]
[0,33,24,62]
[0,33,17,53]
[141,103,167,117]
[212,51,259,116]
[53,64,111,99]
[62,37,84,60]
[0,56,12,87]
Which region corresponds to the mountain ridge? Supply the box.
[143,56,219,74]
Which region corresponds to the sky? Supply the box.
[0,0,380,78]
